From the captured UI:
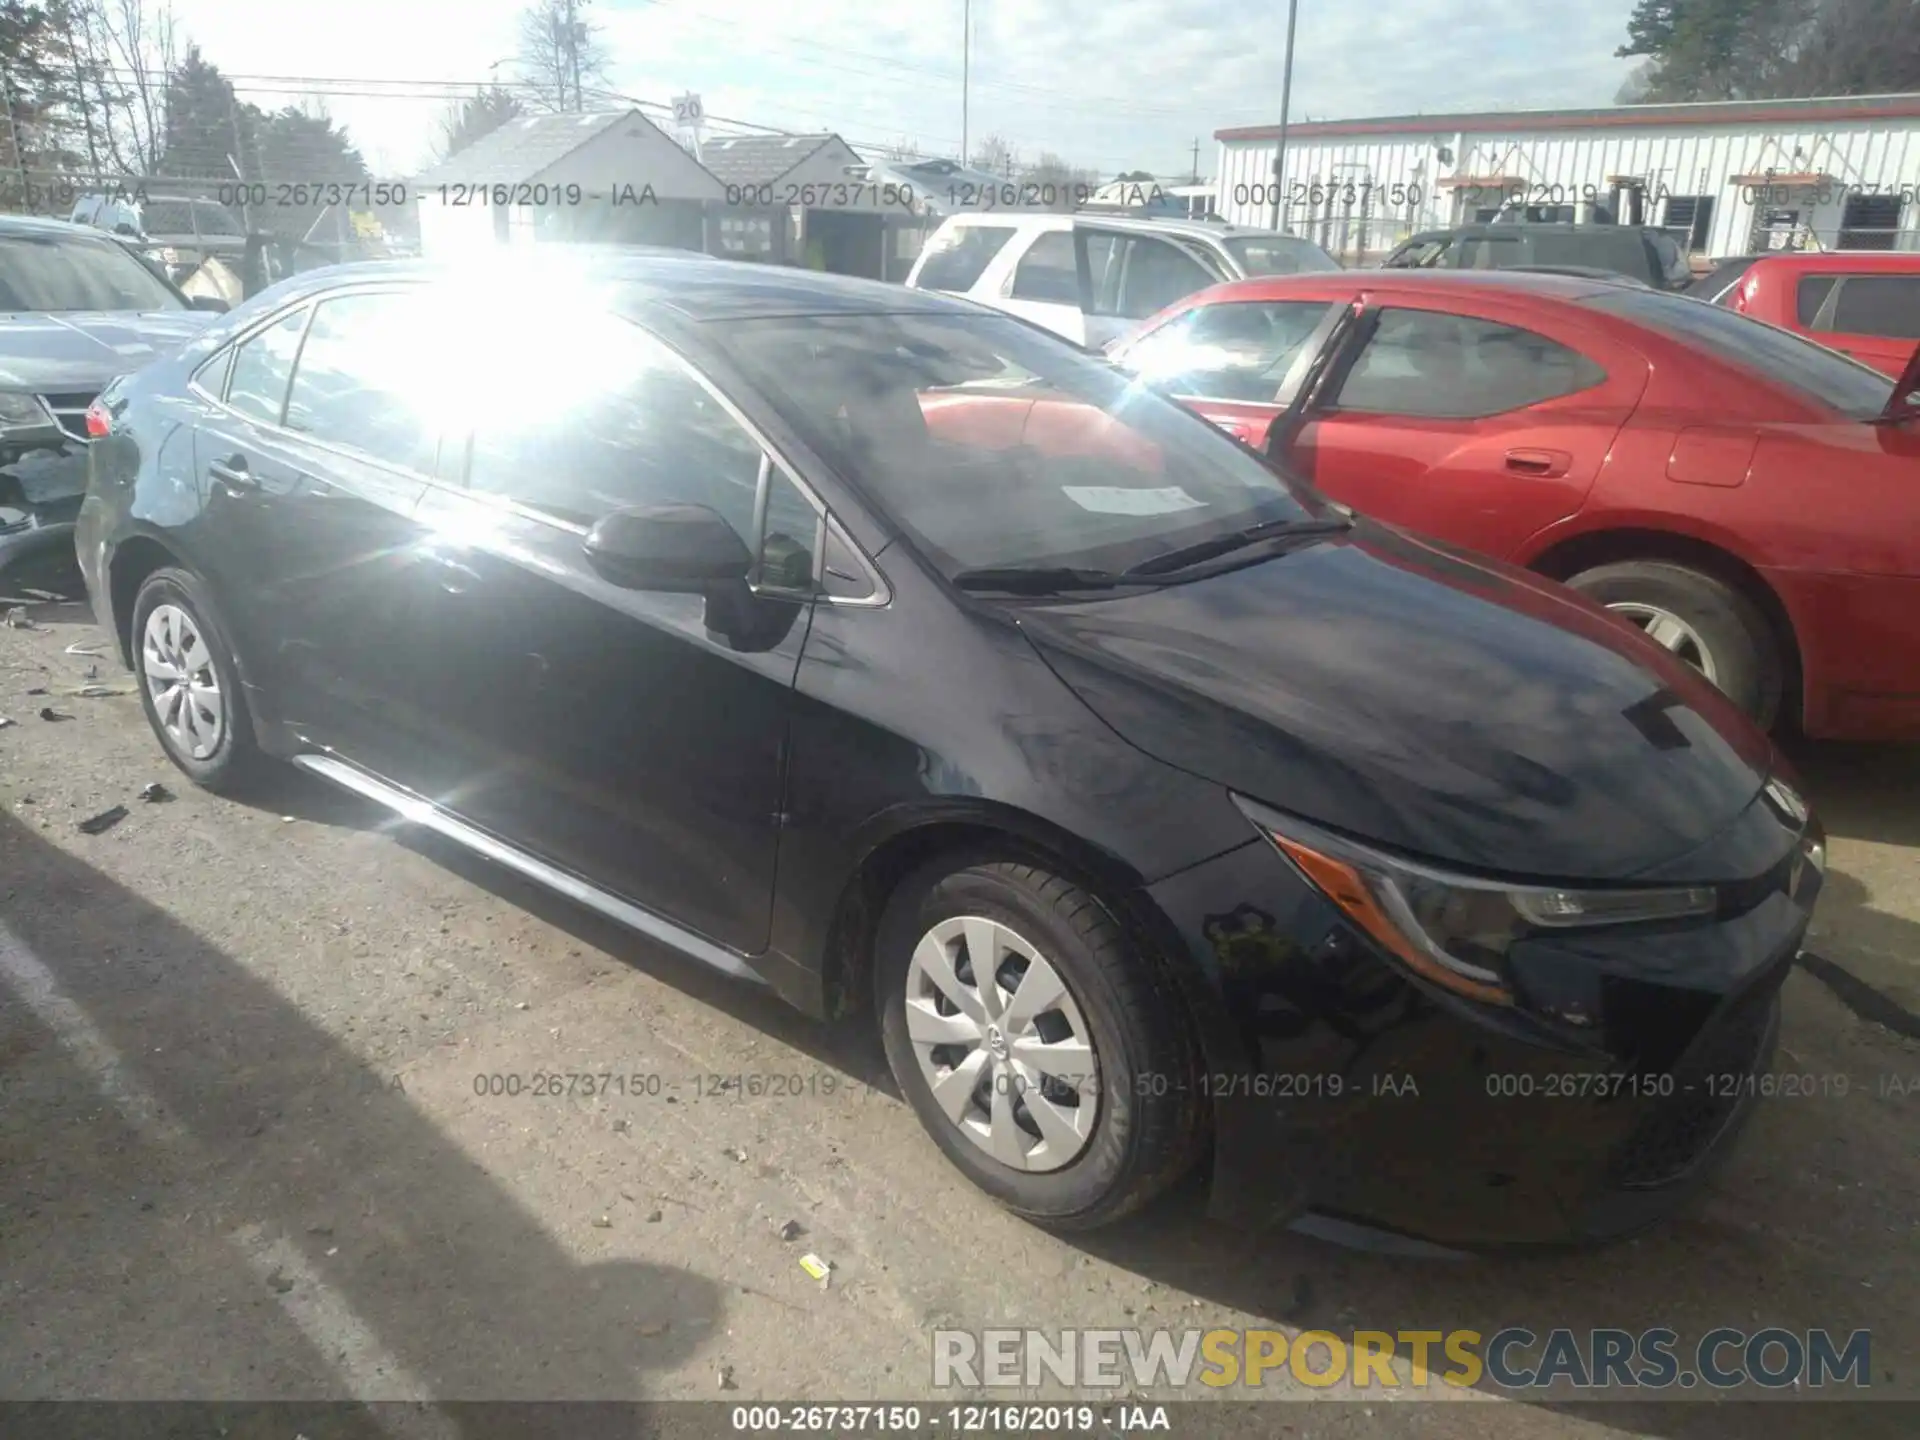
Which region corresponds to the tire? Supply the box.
[130,566,269,794]
[1566,560,1783,729]
[876,855,1203,1230]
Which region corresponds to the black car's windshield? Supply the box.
[1580,287,1895,418]
[0,232,185,312]
[1223,236,1341,277]
[711,310,1324,580]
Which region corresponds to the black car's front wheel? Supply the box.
[876,856,1203,1229]
[131,566,268,794]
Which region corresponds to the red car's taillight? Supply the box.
[84,398,111,438]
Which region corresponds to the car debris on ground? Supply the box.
[138,782,174,803]
[77,805,130,835]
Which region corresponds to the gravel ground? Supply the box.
[1,599,1914,1440]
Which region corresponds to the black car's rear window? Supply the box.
[1580,287,1896,418]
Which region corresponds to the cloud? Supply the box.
[168,0,1641,178]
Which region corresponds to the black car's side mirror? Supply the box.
[188,295,230,313]
[583,503,752,593]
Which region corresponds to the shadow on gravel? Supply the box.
[0,810,724,1426]
[227,761,901,1101]
[218,737,1917,1440]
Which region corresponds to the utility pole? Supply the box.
[568,0,583,111]
[960,0,970,167]
[1190,137,1199,184]
[1267,0,1300,232]
[552,1,583,111]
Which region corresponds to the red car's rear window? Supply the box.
[1581,288,1896,418]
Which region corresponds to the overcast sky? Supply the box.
[168,0,1644,178]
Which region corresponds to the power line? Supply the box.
[620,0,1219,120]
[69,63,1163,175]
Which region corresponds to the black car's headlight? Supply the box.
[1234,795,1717,1006]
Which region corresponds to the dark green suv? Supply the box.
[1382,223,1693,290]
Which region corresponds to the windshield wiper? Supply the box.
[950,566,1130,594]
[1122,515,1352,578]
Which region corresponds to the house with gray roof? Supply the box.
[413,109,728,258]
[697,132,929,280]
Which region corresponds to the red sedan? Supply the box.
[1109,270,1920,741]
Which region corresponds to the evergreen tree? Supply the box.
[436,85,524,159]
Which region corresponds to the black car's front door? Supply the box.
[189,289,442,774]
[402,310,822,956]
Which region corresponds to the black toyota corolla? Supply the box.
[76,252,1825,1246]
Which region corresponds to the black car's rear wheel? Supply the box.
[1567,560,1783,729]
[131,567,268,794]
[876,856,1203,1229]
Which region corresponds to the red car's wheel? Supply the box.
[1569,560,1784,729]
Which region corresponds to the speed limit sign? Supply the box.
[672,93,704,127]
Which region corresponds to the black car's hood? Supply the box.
[1020,522,1775,883]
[0,311,214,391]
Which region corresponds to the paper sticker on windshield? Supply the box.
[1061,485,1208,516]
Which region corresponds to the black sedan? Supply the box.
[76,252,1825,1246]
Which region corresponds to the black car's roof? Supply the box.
[272,247,981,323]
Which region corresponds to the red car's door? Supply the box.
[1286,292,1649,559]
[1108,293,1351,448]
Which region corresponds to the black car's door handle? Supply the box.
[208,456,257,493]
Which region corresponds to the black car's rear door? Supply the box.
[401,309,822,955]
[188,287,442,771]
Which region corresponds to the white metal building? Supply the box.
[1215,93,1920,263]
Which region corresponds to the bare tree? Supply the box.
[52,1,106,176]
[516,0,611,113]
[971,133,1016,178]
[1779,0,1920,96]
[877,137,922,162]
[1018,150,1099,209]
[71,0,174,177]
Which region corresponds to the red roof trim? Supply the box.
[1216,96,1920,142]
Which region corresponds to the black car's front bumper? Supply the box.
[1148,825,1820,1249]
[0,442,87,590]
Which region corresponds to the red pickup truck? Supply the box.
[1698,251,1920,377]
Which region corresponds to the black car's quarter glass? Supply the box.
[77,250,1824,1247]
